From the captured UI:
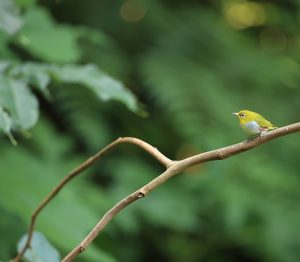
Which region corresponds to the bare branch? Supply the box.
[13,137,172,262]
[62,122,300,261]
[14,123,300,261]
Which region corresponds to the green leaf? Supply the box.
[0,61,139,139]
[0,107,11,134]
[16,7,80,63]
[10,62,139,111]
[11,62,51,96]
[49,64,138,112]
[0,60,13,73]
[17,232,60,262]
[0,106,16,145]
[0,75,39,129]
[0,0,23,35]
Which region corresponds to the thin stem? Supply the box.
[13,137,172,262]
[13,123,300,261]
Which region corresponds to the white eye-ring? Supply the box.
[240,113,246,118]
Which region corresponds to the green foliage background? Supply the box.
[0,0,300,261]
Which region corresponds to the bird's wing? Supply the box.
[254,114,276,129]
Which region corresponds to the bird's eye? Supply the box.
[240,113,246,118]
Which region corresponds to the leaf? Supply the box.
[17,232,60,262]
[0,61,139,139]
[0,106,12,134]
[16,7,80,63]
[10,62,139,111]
[0,75,39,129]
[49,64,138,112]
[0,0,23,35]
[11,62,51,96]
[0,60,12,73]
[0,106,16,145]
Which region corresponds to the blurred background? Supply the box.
[1,0,300,261]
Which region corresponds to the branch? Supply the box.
[13,137,172,262]
[14,122,300,261]
[62,123,300,261]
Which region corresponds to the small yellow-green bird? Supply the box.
[233,110,277,137]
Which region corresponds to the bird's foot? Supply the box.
[245,134,260,143]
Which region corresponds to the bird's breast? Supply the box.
[240,121,261,135]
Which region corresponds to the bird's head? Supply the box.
[232,110,254,124]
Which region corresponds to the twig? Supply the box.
[13,137,172,262]
[14,123,300,261]
[62,123,300,261]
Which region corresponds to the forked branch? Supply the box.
[14,123,300,262]
[14,137,172,262]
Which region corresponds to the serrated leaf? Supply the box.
[49,64,138,111]
[0,0,23,35]
[16,7,80,63]
[17,232,60,262]
[0,75,39,129]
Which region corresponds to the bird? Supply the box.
[233,110,277,137]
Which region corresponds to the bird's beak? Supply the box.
[232,112,239,116]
